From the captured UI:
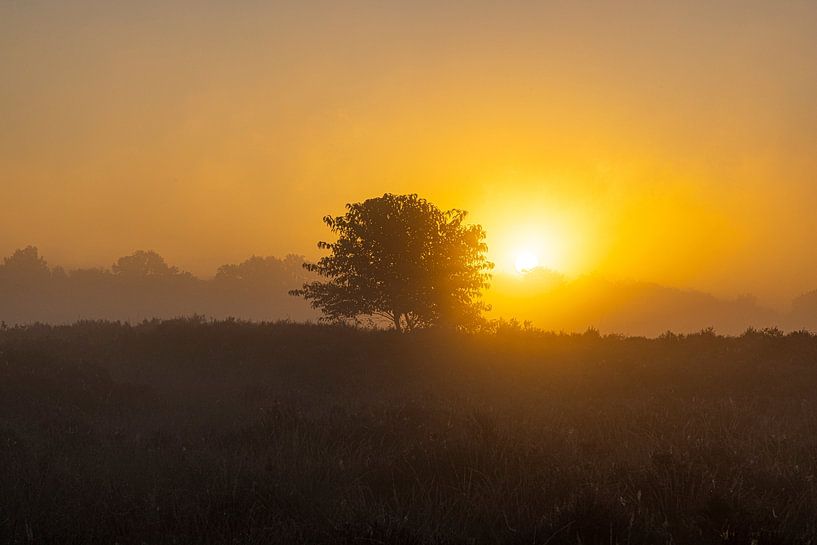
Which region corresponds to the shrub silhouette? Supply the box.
[291,193,494,332]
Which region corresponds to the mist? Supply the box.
[5,246,817,336]
[3,1,817,305]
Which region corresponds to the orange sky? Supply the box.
[2,1,817,305]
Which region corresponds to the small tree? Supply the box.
[291,193,493,332]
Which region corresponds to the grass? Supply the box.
[1,319,817,544]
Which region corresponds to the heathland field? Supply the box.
[2,320,817,544]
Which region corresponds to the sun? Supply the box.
[513,250,540,274]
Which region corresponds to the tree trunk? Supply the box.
[392,312,402,332]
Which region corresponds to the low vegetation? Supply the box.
[2,319,817,544]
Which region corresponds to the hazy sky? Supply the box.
[2,1,817,304]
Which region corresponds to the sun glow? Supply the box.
[513,250,540,274]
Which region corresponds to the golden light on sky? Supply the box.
[2,1,817,307]
[513,250,540,275]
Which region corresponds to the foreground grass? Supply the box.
[2,320,817,544]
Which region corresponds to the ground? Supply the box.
[2,320,816,544]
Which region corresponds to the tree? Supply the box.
[291,193,493,332]
[112,250,182,278]
[0,246,52,284]
[215,254,309,290]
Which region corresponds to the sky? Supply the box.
[2,1,817,306]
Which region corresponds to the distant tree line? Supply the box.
[1,194,496,331]
[0,246,318,324]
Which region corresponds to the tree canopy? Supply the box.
[215,255,307,289]
[112,250,184,278]
[0,246,52,287]
[292,193,493,332]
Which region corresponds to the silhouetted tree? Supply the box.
[112,250,184,278]
[291,193,493,332]
[0,246,52,285]
[211,255,317,321]
[215,255,307,290]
